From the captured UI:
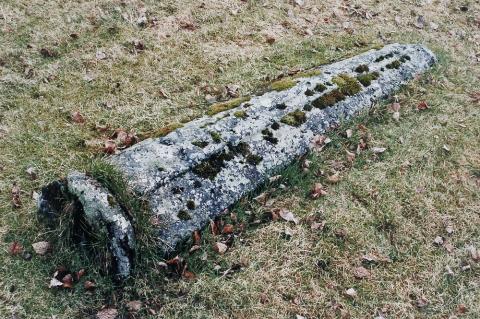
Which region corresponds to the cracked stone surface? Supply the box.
[38,43,436,277]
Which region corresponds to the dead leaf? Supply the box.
[193,230,201,245]
[226,85,240,98]
[26,166,37,180]
[311,220,326,231]
[442,144,450,152]
[392,111,400,121]
[222,224,234,234]
[414,15,426,29]
[468,245,479,262]
[390,102,401,112]
[84,280,96,291]
[71,111,85,124]
[210,220,219,236]
[346,150,356,162]
[278,209,299,224]
[417,101,429,110]
[415,297,428,309]
[445,225,454,234]
[49,278,63,288]
[32,241,51,255]
[126,300,142,312]
[95,50,107,60]
[9,242,23,255]
[189,245,201,253]
[311,183,327,199]
[96,308,118,319]
[40,48,57,58]
[457,304,468,314]
[443,242,454,253]
[62,274,73,288]
[11,182,21,208]
[345,129,353,138]
[76,268,86,280]
[213,242,228,254]
[353,266,371,279]
[327,172,341,184]
[371,147,386,154]
[469,92,480,104]
[104,140,117,154]
[344,288,357,298]
[265,35,276,44]
[311,135,331,152]
[433,236,444,245]
[178,16,197,31]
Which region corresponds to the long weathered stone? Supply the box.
[38,43,436,278]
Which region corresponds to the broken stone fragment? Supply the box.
[38,43,436,278]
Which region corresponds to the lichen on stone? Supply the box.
[207,96,250,116]
[280,110,307,127]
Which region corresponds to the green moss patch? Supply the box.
[270,78,297,91]
[192,140,209,148]
[314,83,327,92]
[261,128,278,144]
[207,96,251,116]
[386,60,402,69]
[147,123,184,138]
[312,89,345,109]
[332,74,362,96]
[355,64,369,73]
[280,110,307,127]
[209,131,222,143]
[357,71,380,87]
[233,110,248,119]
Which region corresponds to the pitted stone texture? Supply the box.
[67,172,135,279]
[108,43,435,253]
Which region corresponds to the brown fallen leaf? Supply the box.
[353,266,371,279]
[26,166,37,180]
[346,150,356,162]
[433,236,444,245]
[311,183,327,199]
[104,140,117,154]
[9,242,23,255]
[265,35,276,44]
[76,268,86,280]
[371,147,386,154]
[278,209,299,225]
[49,277,63,289]
[457,304,468,314]
[222,224,234,234]
[84,280,96,291]
[390,102,401,112]
[96,308,118,319]
[468,245,479,262]
[213,242,228,254]
[210,220,219,236]
[468,92,480,104]
[417,101,429,110]
[40,48,57,58]
[193,230,201,245]
[32,241,51,255]
[126,300,142,312]
[11,182,21,208]
[415,297,428,309]
[62,274,73,288]
[71,111,85,124]
[327,172,341,184]
[311,135,331,152]
[344,288,357,298]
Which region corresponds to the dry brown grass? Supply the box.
[0,0,479,318]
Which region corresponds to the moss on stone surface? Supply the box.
[209,131,222,143]
[280,110,307,127]
[357,71,380,87]
[192,140,209,148]
[332,74,362,96]
[149,123,184,138]
[233,110,248,119]
[314,83,327,92]
[192,150,234,180]
[355,64,369,73]
[261,128,278,144]
[270,78,297,91]
[386,60,402,69]
[207,96,250,116]
[312,89,345,109]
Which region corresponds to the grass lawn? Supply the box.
[0,0,479,318]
